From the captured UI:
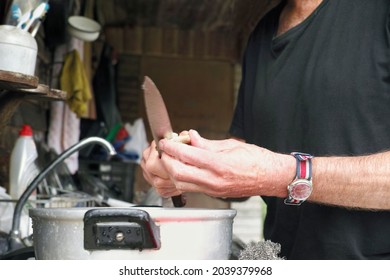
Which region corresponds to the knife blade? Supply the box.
[142,76,188,207]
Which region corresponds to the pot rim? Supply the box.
[68,16,101,33]
[29,207,237,221]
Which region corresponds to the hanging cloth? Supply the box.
[48,39,84,174]
[60,49,92,117]
[92,43,122,133]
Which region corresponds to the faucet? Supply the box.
[8,136,116,251]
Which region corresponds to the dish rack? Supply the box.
[18,189,96,248]
[30,189,96,208]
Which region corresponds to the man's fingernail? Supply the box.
[189,129,199,136]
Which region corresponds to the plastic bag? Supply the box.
[123,118,149,164]
[0,187,14,233]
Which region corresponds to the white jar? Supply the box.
[0,25,37,76]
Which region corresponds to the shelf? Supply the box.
[0,70,67,128]
[0,70,39,91]
[18,84,67,101]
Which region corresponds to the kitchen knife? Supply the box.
[142,76,189,207]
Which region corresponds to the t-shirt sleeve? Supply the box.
[229,43,250,140]
[229,80,245,139]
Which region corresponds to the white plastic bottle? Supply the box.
[9,124,40,200]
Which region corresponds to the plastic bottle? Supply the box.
[9,124,40,200]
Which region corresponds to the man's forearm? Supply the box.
[310,151,390,210]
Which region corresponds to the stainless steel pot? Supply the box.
[30,207,236,260]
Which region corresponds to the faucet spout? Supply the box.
[8,137,116,250]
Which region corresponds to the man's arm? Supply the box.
[311,152,390,209]
[158,130,390,210]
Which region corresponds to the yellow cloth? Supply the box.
[60,50,92,117]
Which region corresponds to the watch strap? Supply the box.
[292,152,313,180]
[284,152,313,206]
[284,197,302,206]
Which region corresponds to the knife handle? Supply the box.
[171,194,186,207]
[164,134,190,207]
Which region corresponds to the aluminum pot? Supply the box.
[0,25,37,76]
[29,207,236,260]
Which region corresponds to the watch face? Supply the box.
[289,179,312,200]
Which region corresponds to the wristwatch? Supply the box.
[284,152,314,206]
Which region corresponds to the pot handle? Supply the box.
[83,208,160,251]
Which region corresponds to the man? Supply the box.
[141,0,390,259]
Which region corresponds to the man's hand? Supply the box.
[158,130,295,198]
[141,140,183,197]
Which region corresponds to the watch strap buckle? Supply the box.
[284,197,303,206]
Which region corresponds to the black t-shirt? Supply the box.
[230,0,390,259]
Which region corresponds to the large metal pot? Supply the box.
[30,207,236,260]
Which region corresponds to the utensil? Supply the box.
[142,76,190,207]
[67,16,101,42]
[10,4,22,25]
[30,20,42,37]
[238,240,284,260]
[16,10,32,29]
[22,2,49,32]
